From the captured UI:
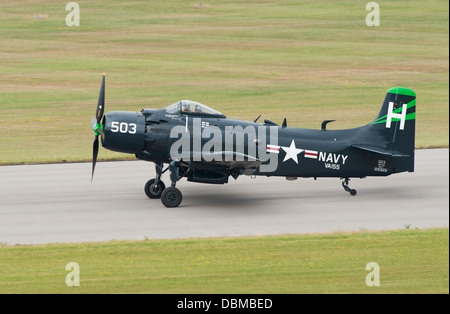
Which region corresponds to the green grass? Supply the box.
[0,0,448,164]
[0,228,448,294]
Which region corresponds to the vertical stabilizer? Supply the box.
[352,87,416,172]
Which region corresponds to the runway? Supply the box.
[0,149,448,245]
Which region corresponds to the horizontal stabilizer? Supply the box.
[350,144,410,157]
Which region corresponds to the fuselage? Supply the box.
[101,110,398,179]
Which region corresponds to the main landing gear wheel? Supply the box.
[146,160,184,207]
[161,187,183,208]
[144,179,166,199]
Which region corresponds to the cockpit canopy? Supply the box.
[165,100,226,118]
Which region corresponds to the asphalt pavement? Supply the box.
[0,149,448,245]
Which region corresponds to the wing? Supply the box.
[176,151,262,183]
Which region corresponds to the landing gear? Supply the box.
[341,177,357,196]
[161,187,182,208]
[144,163,166,199]
[144,178,166,199]
[144,161,186,208]
[161,160,184,208]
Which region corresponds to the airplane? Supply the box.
[91,73,416,207]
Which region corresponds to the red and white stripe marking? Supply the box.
[304,150,318,159]
[266,145,280,154]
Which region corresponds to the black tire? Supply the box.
[144,179,166,199]
[161,187,182,208]
[350,189,357,196]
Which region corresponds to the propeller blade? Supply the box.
[92,136,99,183]
[92,73,105,183]
[96,73,106,124]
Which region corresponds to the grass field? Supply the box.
[0,0,448,295]
[0,0,448,164]
[0,228,448,294]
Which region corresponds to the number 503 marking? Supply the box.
[111,121,137,134]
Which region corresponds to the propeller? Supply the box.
[91,73,106,182]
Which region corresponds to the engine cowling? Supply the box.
[101,111,146,155]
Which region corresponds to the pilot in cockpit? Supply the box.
[195,104,202,113]
[182,103,191,113]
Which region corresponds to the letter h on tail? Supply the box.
[386,102,407,130]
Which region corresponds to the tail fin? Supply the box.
[351,87,416,173]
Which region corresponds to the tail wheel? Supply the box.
[341,177,357,196]
[161,187,182,208]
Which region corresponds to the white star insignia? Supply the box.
[281,140,304,164]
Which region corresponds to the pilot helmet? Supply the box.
[182,102,190,111]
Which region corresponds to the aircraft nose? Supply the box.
[102,111,145,154]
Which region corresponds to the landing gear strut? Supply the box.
[145,161,185,208]
[160,160,183,208]
[341,177,357,196]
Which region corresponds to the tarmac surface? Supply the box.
[0,149,448,245]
